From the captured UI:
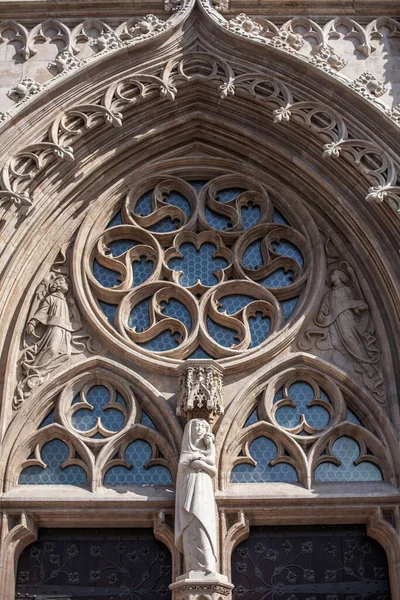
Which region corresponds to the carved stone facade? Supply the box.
[0,0,399,599]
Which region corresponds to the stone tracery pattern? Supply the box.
[224,368,392,488]
[1,50,399,226]
[15,372,175,489]
[83,176,311,360]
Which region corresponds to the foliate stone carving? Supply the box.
[298,243,386,404]
[350,72,388,98]
[177,363,223,421]
[118,15,167,39]
[89,31,125,52]
[7,77,42,103]
[48,50,84,74]
[211,0,230,13]
[227,14,263,36]
[165,0,184,12]
[386,104,400,126]
[1,50,400,223]
[14,249,101,410]
[310,45,346,71]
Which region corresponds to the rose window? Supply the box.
[77,174,320,366]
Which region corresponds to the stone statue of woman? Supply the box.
[175,419,218,575]
[315,268,385,401]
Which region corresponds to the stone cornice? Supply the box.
[0,0,399,19]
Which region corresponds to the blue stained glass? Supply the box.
[207,317,238,348]
[244,409,259,427]
[129,298,151,331]
[19,440,87,485]
[243,239,262,270]
[275,381,330,430]
[248,313,271,347]
[99,301,117,325]
[151,217,182,233]
[163,190,191,217]
[135,191,152,216]
[217,295,256,314]
[168,243,228,287]
[106,211,123,228]
[133,256,154,286]
[130,297,191,352]
[272,240,303,267]
[320,389,330,403]
[315,436,382,482]
[106,239,137,256]
[347,408,362,425]
[188,180,207,192]
[160,298,191,328]
[243,239,303,283]
[231,437,298,483]
[187,347,214,359]
[217,188,245,203]
[141,411,157,430]
[39,410,55,428]
[205,207,231,230]
[93,260,121,288]
[104,439,172,485]
[260,268,294,288]
[135,190,190,220]
[140,330,181,352]
[241,203,261,229]
[281,297,298,319]
[273,210,289,225]
[72,386,125,433]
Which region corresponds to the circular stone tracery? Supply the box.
[76,172,322,368]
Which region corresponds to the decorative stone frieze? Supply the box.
[170,573,234,600]
[350,72,388,98]
[7,77,42,104]
[177,363,224,421]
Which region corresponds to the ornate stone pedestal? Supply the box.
[170,572,234,600]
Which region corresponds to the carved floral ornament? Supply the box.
[0,48,399,231]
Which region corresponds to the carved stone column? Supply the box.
[172,367,233,600]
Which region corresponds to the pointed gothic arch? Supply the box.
[0,2,399,598]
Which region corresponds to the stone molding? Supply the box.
[1,47,399,230]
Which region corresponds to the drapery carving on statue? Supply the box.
[299,252,385,403]
[175,419,218,575]
[14,251,100,410]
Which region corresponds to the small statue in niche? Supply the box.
[302,265,385,402]
[175,419,218,575]
[14,251,100,409]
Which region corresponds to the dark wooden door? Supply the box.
[232,524,390,600]
[16,528,172,600]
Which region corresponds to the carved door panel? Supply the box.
[16,528,172,600]
[232,525,390,599]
